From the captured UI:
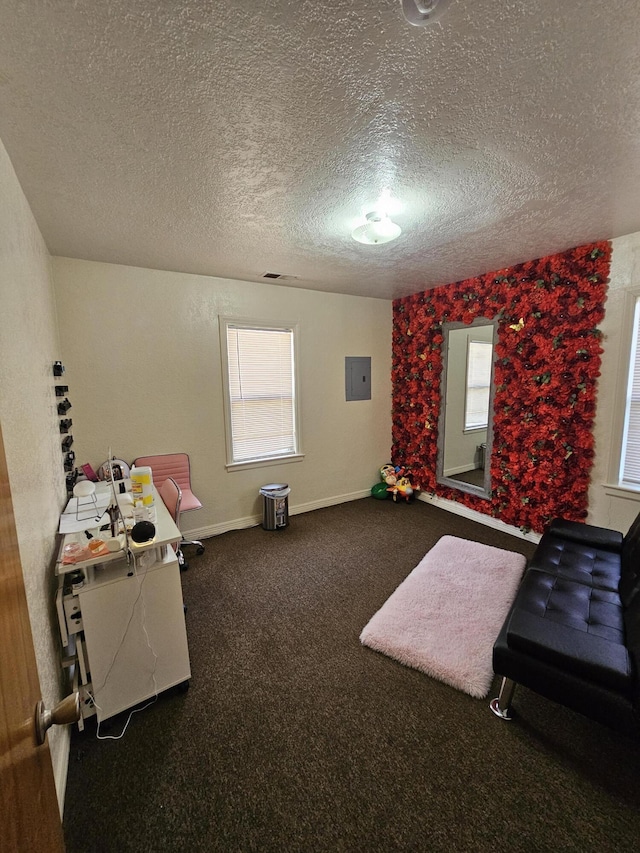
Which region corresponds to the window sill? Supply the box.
[602,483,640,501]
[226,453,305,473]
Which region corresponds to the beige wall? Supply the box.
[50,237,640,538]
[589,231,640,531]
[0,139,68,804]
[52,259,392,534]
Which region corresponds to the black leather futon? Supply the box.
[491,512,640,736]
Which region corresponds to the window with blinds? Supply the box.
[221,320,299,466]
[620,299,640,486]
[464,340,493,430]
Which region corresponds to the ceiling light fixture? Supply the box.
[400,0,450,27]
[351,211,402,245]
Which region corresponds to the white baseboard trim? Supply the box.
[181,489,372,540]
[417,492,542,544]
[54,726,71,818]
[183,513,260,539]
[290,489,372,516]
[182,488,541,545]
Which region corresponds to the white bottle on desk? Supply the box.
[133,499,145,524]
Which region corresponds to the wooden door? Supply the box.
[0,423,64,850]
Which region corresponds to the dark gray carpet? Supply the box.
[63,499,640,852]
[449,468,485,487]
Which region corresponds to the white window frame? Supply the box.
[618,296,640,488]
[219,317,303,471]
[604,286,640,504]
[464,339,492,432]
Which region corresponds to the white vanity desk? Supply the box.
[56,483,191,726]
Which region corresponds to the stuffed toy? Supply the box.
[374,464,419,502]
[388,475,414,502]
[379,463,397,485]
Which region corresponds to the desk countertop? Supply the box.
[56,484,180,576]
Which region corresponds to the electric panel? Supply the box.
[345,357,371,401]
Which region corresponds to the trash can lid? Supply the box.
[259,483,290,497]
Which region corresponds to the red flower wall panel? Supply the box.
[392,241,611,533]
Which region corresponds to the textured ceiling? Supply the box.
[1,0,640,300]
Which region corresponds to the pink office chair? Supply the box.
[133,453,205,564]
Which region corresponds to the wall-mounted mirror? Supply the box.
[436,318,498,500]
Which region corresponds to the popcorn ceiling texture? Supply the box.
[0,1,639,299]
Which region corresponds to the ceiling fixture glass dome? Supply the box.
[400,0,451,27]
[351,211,402,245]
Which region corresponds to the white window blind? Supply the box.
[465,340,492,430]
[225,323,297,464]
[620,299,640,485]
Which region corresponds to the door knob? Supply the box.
[35,693,81,745]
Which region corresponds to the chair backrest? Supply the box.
[158,476,182,527]
[133,453,193,495]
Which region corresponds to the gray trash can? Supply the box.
[478,443,487,471]
[260,483,290,530]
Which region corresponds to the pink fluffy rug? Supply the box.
[360,535,526,698]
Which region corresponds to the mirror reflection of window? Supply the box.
[465,340,493,431]
[437,318,496,501]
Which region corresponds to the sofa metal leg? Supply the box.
[489,677,516,720]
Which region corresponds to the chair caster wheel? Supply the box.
[196,546,205,556]
[177,680,190,694]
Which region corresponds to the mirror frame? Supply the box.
[436,317,498,501]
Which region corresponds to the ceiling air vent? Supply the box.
[262,272,300,282]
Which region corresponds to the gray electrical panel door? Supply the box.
[345,357,371,401]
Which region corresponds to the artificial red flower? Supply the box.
[391,241,612,533]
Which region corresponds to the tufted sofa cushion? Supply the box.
[528,534,622,593]
[505,569,632,693]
